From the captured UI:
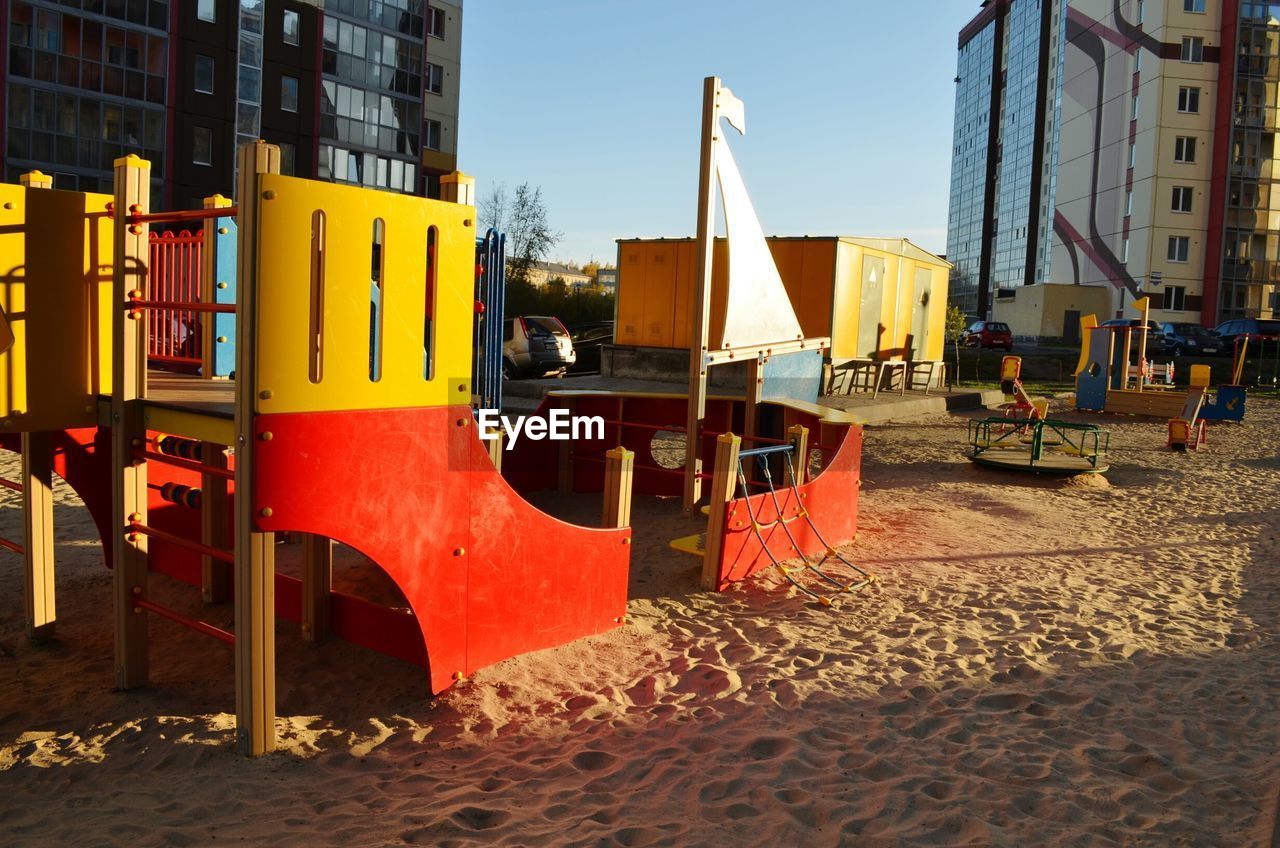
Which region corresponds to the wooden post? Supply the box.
[111,154,152,690]
[18,172,56,640]
[683,76,722,513]
[786,424,809,487]
[233,140,281,756]
[200,194,233,380]
[200,441,231,603]
[301,534,331,643]
[21,431,55,639]
[1135,296,1150,392]
[485,428,504,473]
[602,447,634,528]
[700,432,740,590]
[1121,327,1133,390]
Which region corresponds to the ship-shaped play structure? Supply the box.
[0,78,868,755]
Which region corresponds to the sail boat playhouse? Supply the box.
[506,77,875,601]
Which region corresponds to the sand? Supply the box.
[1,398,1278,846]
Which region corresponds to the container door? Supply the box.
[910,268,931,360]
[857,257,885,357]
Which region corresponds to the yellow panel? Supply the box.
[799,240,836,339]
[615,242,645,346]
[672,241,696,349]
[254,174,474,414]
[0,184,113,431]
[830,243,861,360]
[143,405,235,445]
[642,242,677,348]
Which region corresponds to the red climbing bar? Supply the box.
[129,521,235,563]
[126,207,238,224]
[0,478,22,493]
[0,536,24,555]
[134,449,234,480]
[129,300,235,314]
[131,597,235,644]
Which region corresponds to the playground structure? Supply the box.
[0,79,868,756]
[1075,298,1247,429]
[967,355,1110,474]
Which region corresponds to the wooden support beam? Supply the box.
[21,431,55,639]
[485,428,504,473]
[301,535,331,643]
[786,424,809,487]
[111,154,152,690]
[700,432,741,591]
[233,140,281,757]
[683,76,722,513]
[200,441,231,603]
[440,172,475,206]
[602,447,635,529]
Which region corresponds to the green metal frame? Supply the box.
[967,416,1110,470]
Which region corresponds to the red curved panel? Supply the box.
[252,405,630,694]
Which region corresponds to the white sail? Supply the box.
[713,136,803,349]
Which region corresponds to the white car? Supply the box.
[502,316,576,379]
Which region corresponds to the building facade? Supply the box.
[948,0,1278,332]
[3,0,462,206]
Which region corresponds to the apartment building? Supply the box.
[2,0,463,205]
[947,0,1278,333]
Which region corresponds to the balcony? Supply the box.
[1222,258,1280,282]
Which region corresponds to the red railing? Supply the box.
[148,230,204,369]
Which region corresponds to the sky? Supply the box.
[456,1,981,266]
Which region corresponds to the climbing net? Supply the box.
[733,444,875,606]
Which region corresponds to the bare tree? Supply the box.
[479,181,561,286]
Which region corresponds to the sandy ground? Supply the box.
[1,398,1278,846]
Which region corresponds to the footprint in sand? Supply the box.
[744,736,794,760]
[571,750,619,773]
[451,806,510,830]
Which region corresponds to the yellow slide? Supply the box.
[1074,314,1099,376]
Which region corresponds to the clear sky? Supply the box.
[456,1,980,266]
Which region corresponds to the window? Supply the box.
[193,126,212,166]
[1184,0,1205,11]
[281,75,298,112]
[1121,238,1130,264]
[1165,285,1187,310]
[1131,94,1139,119]
[1125,191,1133,217]
[194,55,214,94]
[1128,143,1136,168]
[1181,36,1204,63]
[1175,136,1197,162]
[427,6,445,38]
[424,118,442,150]
[198,0,216,23]
[284,10,300,46]
[1168,236,1190,262]
[279,142,296,176]
[426,62,444,95]
[1137,0,1145,23]
[1178,86,1200,113]
[1172,186,1194,212]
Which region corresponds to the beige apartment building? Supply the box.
[949,0,1279,337]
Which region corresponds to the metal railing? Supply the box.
[148,230,204,368]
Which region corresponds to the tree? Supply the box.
[580,261,600,281]
[479,181,561,286]
[944,304,968,388]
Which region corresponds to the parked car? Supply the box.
[1159,322,1223,356]
[568,321,614,374]
[1213,318,1280,350]
[502,316,576,379]
[962,320,1013,350]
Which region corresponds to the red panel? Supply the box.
[252,406,630,693]
[713,426,861,590]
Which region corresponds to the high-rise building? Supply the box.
[2,0,463,205]
[947,0,1278,330]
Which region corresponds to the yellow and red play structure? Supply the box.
[1,85,867,757]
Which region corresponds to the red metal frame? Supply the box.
[0,477,22,493]
[0,536,24,555]
[148,230,204,368]
[132,597,235,645]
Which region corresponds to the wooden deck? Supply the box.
[98,373,237,444]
